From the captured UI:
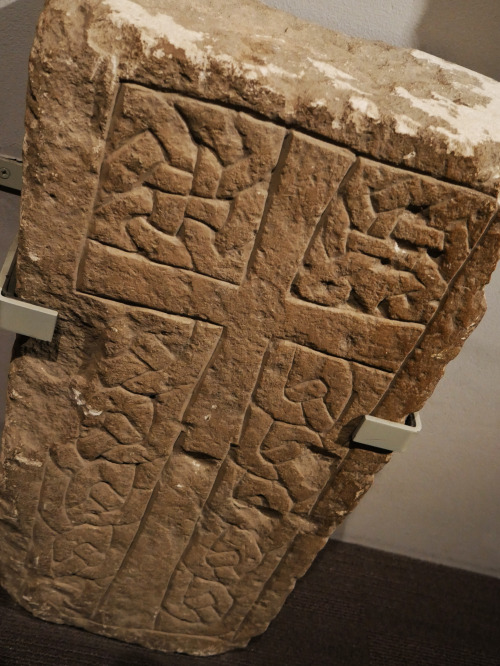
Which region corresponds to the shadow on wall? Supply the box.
[416,0,500,80]
[0,0,45,157]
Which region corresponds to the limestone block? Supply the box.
[1,0,500,656]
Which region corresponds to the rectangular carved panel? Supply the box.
[1,0,500,657]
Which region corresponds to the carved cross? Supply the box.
[80,88,424,462]
[30,85,494,637]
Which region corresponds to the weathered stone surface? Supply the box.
[1,0,500,656]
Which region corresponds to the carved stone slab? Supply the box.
[1,0,500,656]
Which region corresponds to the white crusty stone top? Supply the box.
[49,0,500,195]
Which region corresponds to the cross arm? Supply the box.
[282,297,424,373]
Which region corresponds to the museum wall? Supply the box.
[0,0,499,576]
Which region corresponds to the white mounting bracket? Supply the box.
[0,156,22,192]
[352,412,422,453]
[0,235,58,342]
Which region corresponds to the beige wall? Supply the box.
[1,0,499,576]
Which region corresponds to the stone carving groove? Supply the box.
[1,0,500,657]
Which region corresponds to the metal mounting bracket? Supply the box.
[352,412,422,453]
[0,235,58,342]
[0,156,22,192]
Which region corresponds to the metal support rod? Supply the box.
[0,235,58,342]
[0,156,22,192]
[352,412,422,453]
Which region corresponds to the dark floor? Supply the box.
[1,541,499,666]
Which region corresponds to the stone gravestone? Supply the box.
[1,0,500,656]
